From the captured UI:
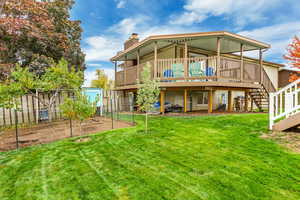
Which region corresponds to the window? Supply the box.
[197,92,208,105]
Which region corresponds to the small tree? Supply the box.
[136,63,160,133]
[284,36,300,82]
[91,69,109,89]
[0,81,24,148]
[60,91,97,138]
[11,58,83,122]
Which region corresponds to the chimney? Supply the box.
[124,33,139,50]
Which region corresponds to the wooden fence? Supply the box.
[0,92,70,128]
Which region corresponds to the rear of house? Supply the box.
[111,31,283,114]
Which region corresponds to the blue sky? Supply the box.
[70,0,300,86]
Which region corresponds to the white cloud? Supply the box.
[83,36,123,62]
[238,21,300,61]
[84,15,201,63]
[171,0,280,26]
[116,0,126,8]
[84,68,115,87]
[108,16,150,36]
[87,63,102,67]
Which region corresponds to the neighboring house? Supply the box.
[278,67,300,88]
[111,31,283,113]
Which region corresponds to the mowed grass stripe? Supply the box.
[80,141,171,200]
[1,114,300,199]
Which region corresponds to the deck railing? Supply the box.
[269,79,300,130]
[115,56,267,86]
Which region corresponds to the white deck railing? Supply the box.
[269,79,300,130]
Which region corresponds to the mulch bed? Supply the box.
[0,117,132,152]
[262,128,300,153]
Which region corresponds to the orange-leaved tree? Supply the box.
[284,36,300,82]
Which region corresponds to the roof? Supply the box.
[279,67,300,72]
[225,54,284,68]
[111,31,271,61]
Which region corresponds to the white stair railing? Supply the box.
[269,79,300,130]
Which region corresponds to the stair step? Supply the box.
[273,112,300,131]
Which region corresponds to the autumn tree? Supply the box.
[284,36,300,82]
[0,0,85,79]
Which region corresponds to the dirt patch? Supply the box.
[261,130,300,153]
[0,117,132,152]
[74,137,91,143]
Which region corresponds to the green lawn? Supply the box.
[1,114,300,200]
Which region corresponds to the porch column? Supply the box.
[250,97,254,112]
[184,42,188,78]
[228,90,233,112]
[160,90,165,114]
[124,55,127,86]
[208,90,213,113]
[154,41,158,78]
[184,88,188,112]
[216,37,222,78]
[259,49,263,83]
[244,90,249,112]
[240,44,244,82]
[137,49,140,82]
[114,61,117,87]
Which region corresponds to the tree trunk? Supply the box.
[70,119,73,137]
[145,112,148,134]
[14,109,19,149]
[79,121,82,138]
[48,105,52,122]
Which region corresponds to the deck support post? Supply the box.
[228,90,233,112]
[124,55,127,86]
[244,90,249,112]
[154,41,158,78]
[250,97,254,112]
[160,90,165,114]
[259,49,263,83]
[208,90,213,113]
[240,44,244,82]
[137,49,140,82]
[184,88,188,112]
[216,37,221,79]
[184,42,188,79]
[114,61,117,87]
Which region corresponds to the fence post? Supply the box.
[14,109,19,149]
[110,91,114,129]
[35,90,39,124]
[70,119,73,137]
[269,93,274,130]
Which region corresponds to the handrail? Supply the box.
[276,78,300,95]
[116,56,276,88]
[269,78,300,130]
[261,67,276,93]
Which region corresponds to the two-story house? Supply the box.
[111,31,283,114]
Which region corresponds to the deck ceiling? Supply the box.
[111,31,270,61]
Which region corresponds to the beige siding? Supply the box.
[263,65,279,89]
[165,91,183,107]
[140,45,176,64]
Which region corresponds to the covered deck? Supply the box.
[111,31,275,93]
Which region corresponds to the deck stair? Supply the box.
[249,68,276,111]
[249,86,269,111]
[269,79,300,131]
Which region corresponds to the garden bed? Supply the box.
[0,116,132,151]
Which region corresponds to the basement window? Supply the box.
[197,92,208,105]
